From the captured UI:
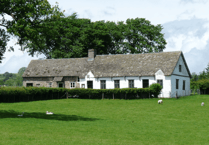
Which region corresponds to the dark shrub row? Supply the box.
[0,83,162,103]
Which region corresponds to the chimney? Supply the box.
[88,49,97,61]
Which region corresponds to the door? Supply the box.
[87,81,93,89]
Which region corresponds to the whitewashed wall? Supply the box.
[172,55,189,77]
[170,54,191,97]
[80,71,173,98]
[155,70,171,98]
[171,75,190,97]
[80,68,190,98]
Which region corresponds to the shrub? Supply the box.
[149,83,162,98]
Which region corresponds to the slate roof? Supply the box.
[22,51,191,78]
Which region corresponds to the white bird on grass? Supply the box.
[158,100,163,104]
[17,112,24,117]
[46,111,54,115]
[201,102,204,106]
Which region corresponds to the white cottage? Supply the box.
[22,49,191,98]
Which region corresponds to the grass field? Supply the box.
[0,95,209,145]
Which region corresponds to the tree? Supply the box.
[198,71,207,80]
[191,72,198,81]
[4,78,16,86]
[0,0,64,62]
[27,16,167,59]
[123,18,167,53]
[0,79,4,85]
[3,72,14,82]
[29,14,114,59]
[16,67,27,86]
[18,67,26,75]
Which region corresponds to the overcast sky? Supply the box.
[1,0,209,74]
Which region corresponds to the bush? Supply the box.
[149,83,162,98]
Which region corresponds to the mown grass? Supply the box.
[0,95,209,145]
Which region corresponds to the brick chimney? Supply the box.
[88,49,97,61]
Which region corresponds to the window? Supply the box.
[183,80,185,90]
[48,82,52,88]
[78,77,80,82]
[26,83,33,87]
[71,82,75,88]
[36,84,40,87]
[87,81,93,89]
[114,80,120,88]
[82,84,85,88]
[58,83,63,88]
[101,80,106,89]
[176,79,179,89]
[129,80,134,88]
[157,80,163,89]
[143,79,149,88]
[179,65,182,72]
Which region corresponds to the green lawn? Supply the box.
[0,95,209,145]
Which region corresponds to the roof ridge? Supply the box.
[96,51,182,56]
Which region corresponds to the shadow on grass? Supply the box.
[0,110,100,121]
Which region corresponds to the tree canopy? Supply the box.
[24,14,167,59]
[1,0,167,61]
[0,0,64,62]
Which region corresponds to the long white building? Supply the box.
[23,49,191,98]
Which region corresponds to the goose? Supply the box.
[46,111,53,115]
[17,112,24,117]
[201,102,204,106]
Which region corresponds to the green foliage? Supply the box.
[191,79,209,90]
[0,79,4,85]
[0,67,26,86]
[20,13,167,59]
[4,78,16,86]
[18,67,26,75]
[149,83,162,98]
[1,0,64,62]
[0,87,160,103]
[191,72,198,81]
[3,72,14,82]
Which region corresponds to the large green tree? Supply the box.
[30,14,114,59]
[28,15,167,59]
[123,18,167,53]
[0,0,64,62]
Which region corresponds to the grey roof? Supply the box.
[53,77,63,81]
[22,51,191,78]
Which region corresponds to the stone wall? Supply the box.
[23,76,80,89]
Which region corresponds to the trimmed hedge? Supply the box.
[0,86,161,103]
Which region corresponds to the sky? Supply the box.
[1,0,209,74]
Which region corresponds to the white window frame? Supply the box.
[71,82,76,88]
[48,82,52,88]
[157,80,163,89]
